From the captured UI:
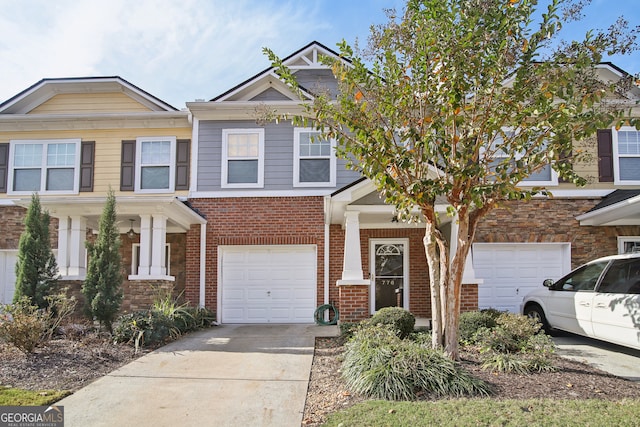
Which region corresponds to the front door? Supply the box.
[370,239,408,313]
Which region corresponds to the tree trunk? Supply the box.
[423,218,449,351]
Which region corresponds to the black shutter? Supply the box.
[175,139,190,190]
[121,140,136,191]
[597,129,614,182]
[0,143,8,193]
[79,141,95,192]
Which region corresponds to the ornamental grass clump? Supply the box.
[342,325,491,400]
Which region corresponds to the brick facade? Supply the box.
[186,197,326,313]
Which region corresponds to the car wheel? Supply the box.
[524,304,550,333]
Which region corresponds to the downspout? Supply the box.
[199,222,207,309]
[324,196,331,308]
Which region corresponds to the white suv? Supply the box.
[521,253,640,350]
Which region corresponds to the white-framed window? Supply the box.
[131,243,170,276]
[618,236,640,254]
[135,137,176,192]
[293,128,336,187]
[613,126,640,184]
[221,129,264,188]
[486,130,557,186]
[8,139,81,195]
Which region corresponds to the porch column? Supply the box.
[341,211,364,281]
[138,214,152,276]
[150,214,167,276]
[68,216,86,277]
[337,210,370,323]
[57,217,70,276]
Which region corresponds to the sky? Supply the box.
[0,0,638,110]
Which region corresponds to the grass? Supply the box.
[323,398,640,426]
[0,387,69,406]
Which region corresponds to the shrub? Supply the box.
[0,298,48,353]
[113,295,216,350]
[474,312,557,374]
[342,325,491,400]
[366,307,415,338]
[458,309,502,344]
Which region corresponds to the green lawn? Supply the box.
[0,387,69,406]
[323,398,640,426]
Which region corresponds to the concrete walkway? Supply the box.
[57,324,338,427]
[552,331,640,382]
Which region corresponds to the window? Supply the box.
[135,137,176,192]
[222,129,264,188]
[294,128,336,186]
[597,259,640,294]
[487,130,557,186]
[613,127,640,184]
[618,237,640,254]
[8,139,81,194]
[131,243,170,276]
[553,261,608,292]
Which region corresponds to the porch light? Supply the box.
[127,219,136,239]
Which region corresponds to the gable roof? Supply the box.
[0,76,178,114]
[211,41,344,102]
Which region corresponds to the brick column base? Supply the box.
[337,281,370,323]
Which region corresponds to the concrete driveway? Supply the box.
[552,331,640,381]
[57,324,338,427]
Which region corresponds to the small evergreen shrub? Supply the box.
[342,325,491,400]
[0,298,48,353]
[339,322,359,341]
[366,307,415,338]
[458,309,502,344]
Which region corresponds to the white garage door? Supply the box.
[220,245,317,323]
[473,243,570,313]
[0,250,18,304]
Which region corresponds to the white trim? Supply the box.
[293,127,337,187]
[190,117,200,192]
[199,223,207,309]
[7,138,81,196]
[134,136,177,193]
[221,128,265,188]
[189,189,338,198]
[369,238,410,314]
[612,126,640,185]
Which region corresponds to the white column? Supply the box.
[150,214,167,276]
[68,216,86,277]
[57,217,70,276]
[341,211,364,281]
[138,214,152,276]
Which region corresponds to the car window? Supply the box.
[553,261,608,292]
[598,258,640,294]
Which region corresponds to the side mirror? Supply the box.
[543,279,555,288]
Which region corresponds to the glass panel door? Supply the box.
[372,242,405,311]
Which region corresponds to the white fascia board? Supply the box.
[189,189,336,198]
[576,193,640,225]
[0,111,190,131]
[186,101,310,121]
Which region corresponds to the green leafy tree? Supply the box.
[14,193,59,308]
[82,188,123,333]
[266,0,639,359]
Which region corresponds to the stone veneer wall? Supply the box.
[475,198,640,268]
[0,206,58,249]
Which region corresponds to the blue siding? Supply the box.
[294,69,339,98]
[197,119,362,192]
